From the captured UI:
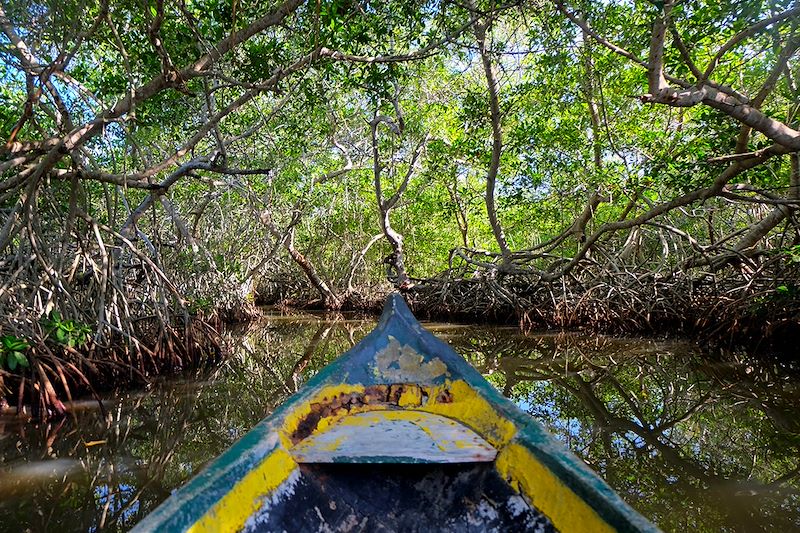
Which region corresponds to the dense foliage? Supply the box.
[0,0,798,411]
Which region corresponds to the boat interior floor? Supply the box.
[242,463,556,533]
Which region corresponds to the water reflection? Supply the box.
[448,331,800,532]
[0,312,797,532]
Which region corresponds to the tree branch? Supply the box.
[701,6,800,82]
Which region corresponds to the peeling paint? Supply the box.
[286,383,429,444]
[496,442,616,533]
[374,337,448,382]
[244,463,555,532]
[241,469,301,533]
[506,494,529,518]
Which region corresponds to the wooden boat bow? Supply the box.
[133,294,659,532]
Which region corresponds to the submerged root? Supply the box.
[403,267,800,356]
[1,316,224,419]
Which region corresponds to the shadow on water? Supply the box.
[0,311,798,532]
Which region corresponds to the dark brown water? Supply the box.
[1,311,798,532]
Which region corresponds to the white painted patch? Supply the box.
[476,500,500,522]
[242,468,301,532]
[312,507,334,533]
[506,494,530,518]
[290,411,496,464]
[373,337,448,382]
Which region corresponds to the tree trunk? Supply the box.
[473,17,511,267]
[285,228,341,308]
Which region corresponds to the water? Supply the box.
[1,311,798,532]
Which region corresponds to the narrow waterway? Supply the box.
[1,311,798,532]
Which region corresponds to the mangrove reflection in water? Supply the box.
[0,311,798,532]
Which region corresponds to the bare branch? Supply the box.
[641,84,800,151]
[554,0,647,68]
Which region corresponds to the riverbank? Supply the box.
[265,274,799,358]
[0,316,225,418]
[3,272,796,419]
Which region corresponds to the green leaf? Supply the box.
[7,353,16,371]
[15,352,28,368]
[2,335,27,352]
